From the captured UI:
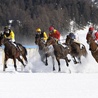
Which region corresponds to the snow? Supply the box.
[0,26,98,98]
[0,74,98,98]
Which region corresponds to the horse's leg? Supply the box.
[65,57,69,67]
[65,57,71,73]
[45,54,48,66]
[13,57,17,71]
[52,56,55,71]
[22,54,28,63]
[72,56,79,64]
[41,55,46,65]
[3,56,8,71]
[78,57,81,64]
[56,57,61,72]
[17,57,26,68]
[18,45,28,63]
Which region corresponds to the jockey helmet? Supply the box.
[49,26,54,31]
[69,33,76,40]
[89,27,94,31]
[36,28,41,32]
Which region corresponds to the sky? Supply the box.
[0,26,98,98]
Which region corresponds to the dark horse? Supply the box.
[46,37,71,72]
[35,36,55,71]
[0,34,28,71]
[86,33,98,63]
[65,35,87,64]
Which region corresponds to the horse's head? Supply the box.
[86,33,94,44]
[66,35,73,45]
[35,37,46,50]
[46,37,57,46]
[35,37,40,45]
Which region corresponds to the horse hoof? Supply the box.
[74,62,77,64]
[45,63,48,66]
[58,69,61,72]
[53,68,55,71]
[67,64,69,67]
[15,68,17,71]
[74,61,79,64]
[68,59,71,62]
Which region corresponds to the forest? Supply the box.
[0,0,98,44]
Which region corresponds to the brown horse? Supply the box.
[65,35,87,64]
[0,34,28,71]
[35,36,55,71]
[86,33,98,63]
[46,37,71,72]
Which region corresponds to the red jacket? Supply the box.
[49,29,60,40]
[95,32,98,40]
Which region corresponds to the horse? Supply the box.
[35,36,55,71]
[65,35,87,64]
[86,33,98,63]
[46,37,71,72]
[0,34,28,71]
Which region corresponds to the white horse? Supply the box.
[35,37,56,71]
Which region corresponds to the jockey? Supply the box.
[49,26,61,42]
[86,26,96,50]
[68,32,79,43]
[3,26,19,49]
[36,28,48,42]
[3,26,15,42]
[68,32,84,49]
[86,26,95,40]
[68,33,76,40]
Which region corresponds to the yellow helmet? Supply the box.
[36,28,41,32]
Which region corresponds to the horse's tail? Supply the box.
[21,45,28,62]
[22,46,27,55]
[24,47,27,55]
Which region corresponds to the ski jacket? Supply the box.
[95,32,98,41]
[49,29,60,40]
[35,31,48,41]
[4,29,15,42]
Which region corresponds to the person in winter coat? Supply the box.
[48,26,61,41]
